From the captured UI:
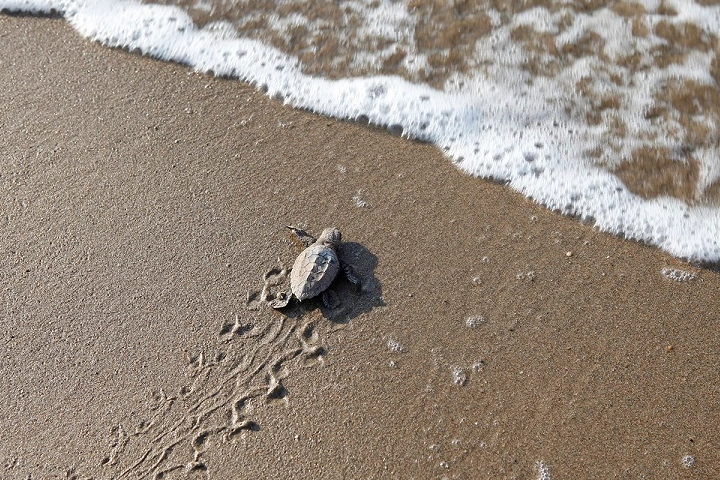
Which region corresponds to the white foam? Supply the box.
[3,0,720,261]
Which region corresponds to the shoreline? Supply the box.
[2,14,720,479]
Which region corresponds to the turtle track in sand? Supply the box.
[98,309,326,479]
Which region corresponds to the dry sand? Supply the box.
[2,14,720,479]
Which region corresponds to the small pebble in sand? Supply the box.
[565,251,573,257]
[682,454,696,468]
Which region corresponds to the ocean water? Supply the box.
[3,0,720,261]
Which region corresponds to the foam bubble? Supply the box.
[536,460,552,480]
[451,367,467,386]
[352,191,370,208]
[387,339,404,353]
[682,454,696,468]
[472,360,486,372]
[465,316,486,328]
[661,268,698,282]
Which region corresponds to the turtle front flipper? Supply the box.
[342,263,362,293]
[286,226,316,248]
[269,290,293,309]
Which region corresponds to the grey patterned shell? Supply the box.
[289,227,342,301]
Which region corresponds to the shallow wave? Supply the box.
[2,0,720,261]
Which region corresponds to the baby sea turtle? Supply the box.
[270,226,360,309]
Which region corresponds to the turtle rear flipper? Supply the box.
[322,290,340,309]
[342,263,361,293]
[269,290,293,309]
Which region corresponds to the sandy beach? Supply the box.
[2,14,720,479]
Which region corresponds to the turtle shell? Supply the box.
[290,243,340,301]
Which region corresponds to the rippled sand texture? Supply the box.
[151,0,720,205]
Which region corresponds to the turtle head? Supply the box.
[318,227,342,248]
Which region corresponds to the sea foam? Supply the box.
[2,0,720,261]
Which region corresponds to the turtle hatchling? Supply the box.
[270,226,360,309]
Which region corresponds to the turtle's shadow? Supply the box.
[326,241,384,323]
[267,241,384,323]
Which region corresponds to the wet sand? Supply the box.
[2,14,720,479]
